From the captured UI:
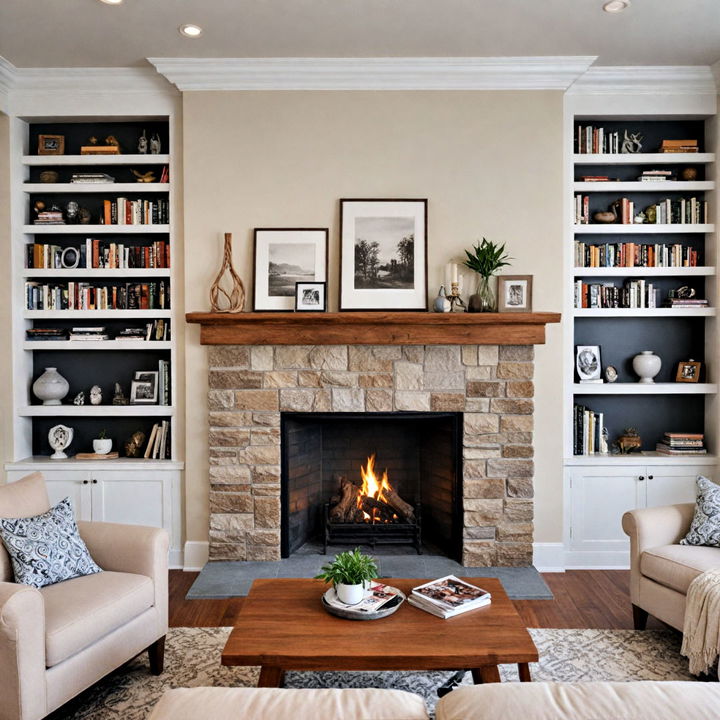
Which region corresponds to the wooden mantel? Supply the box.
[185,311,561,345]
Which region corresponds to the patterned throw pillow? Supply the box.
[0,497,101,588]
[681,476,720,547]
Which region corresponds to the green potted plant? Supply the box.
[463,238,512,312]
[314,547,379,605]
[93,428,112,455]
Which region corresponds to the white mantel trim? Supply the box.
[0,56,15,113]
[568,65,717,96]
[148,56,598,91]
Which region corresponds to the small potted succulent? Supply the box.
[463,238,512,312]
[315,547,379,605]
[93,429,112,455]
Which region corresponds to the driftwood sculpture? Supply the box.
[210,232,246,312]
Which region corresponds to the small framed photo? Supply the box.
[295,281,327,312]
[131,370,158,404]
[340,199,428,311]
[497,275,533,312]
[576,345,602,383]
[253,228,328,311]
[676,360,701,383]
[38,135,65,156]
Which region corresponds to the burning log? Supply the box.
[383,487,415,523]
[328,476,357,523]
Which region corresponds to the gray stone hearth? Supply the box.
[207,344,534,566]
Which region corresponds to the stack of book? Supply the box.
[573,404,606,456]
[33,209,64,225]
[68,326,109,341]
[638,169,675,182]
[660,139,698,154]
[407,575,491,619]
[145,420,171,459]
[26,327,67,341]
[656,433,707,456]
[70,172,114,184]
[663,295,709,309]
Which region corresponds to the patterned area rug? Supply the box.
[48,627,695,719]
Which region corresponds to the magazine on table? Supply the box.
[410,575,491,618]
[324,581,401,613]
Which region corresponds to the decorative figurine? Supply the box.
[433,285,452,312]
[112,382,129,405]
[39,170,59,183]
[604,365,618,383]
[645,204,657,223]
[78,207,92,224]
[150,134,161,154]
[73,391,85,406]
[614,428,642,454]
[448,281,467,312]
[621,130,643,154]
[138,130,148,154]
[90,385,102,405]
[87,136,98,146]
[32,200,46,220]
[48,424,73,460]
[633,212,646,224]
[131,169,157,183]
[105,135,120,149]
[600,427,609,455]
[210,232,246,312]
[125,430,146,458]
[593,200,619,224]
[65,200,79,224]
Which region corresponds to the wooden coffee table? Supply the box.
[221,577,538,687]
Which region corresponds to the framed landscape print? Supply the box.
[339,199,428,311]
[253,229,328,311]
[497,275,533,312]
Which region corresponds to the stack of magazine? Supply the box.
[408,575,491,619]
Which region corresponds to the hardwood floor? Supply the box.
[169,569,666,630]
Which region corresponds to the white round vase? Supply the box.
[633,351,662,384]
[33,367,69,405]
[336,583,365,605]
[93,438,112,455]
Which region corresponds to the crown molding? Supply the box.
[568,65,717,95]
[148,56,598,91]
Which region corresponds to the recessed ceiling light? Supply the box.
[603,0,630,12]
[179,24,203,38]
[99,0,124,5]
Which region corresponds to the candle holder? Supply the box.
[448,281,467,312]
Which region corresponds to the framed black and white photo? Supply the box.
[253,229,328,311]
[295,281,327,312]
[131,370,158,404]
[339,199,427,311]
[497,275,533,312]
[576,345,602,383]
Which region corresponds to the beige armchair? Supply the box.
[622,503,720,631]
[0,472,168,720]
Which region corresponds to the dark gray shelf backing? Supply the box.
[573,119,706,153]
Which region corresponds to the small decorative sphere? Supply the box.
[680,167,698,181]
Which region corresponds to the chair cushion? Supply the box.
[0,472,50,582]
[681,475,720,547]
[640,544,720,594]
[42,570,154,667]
[0,497,101,588]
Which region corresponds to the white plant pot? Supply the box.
[33,367,69,406]
[93,438,112,455]
[632,350,662,384]
[336,583,365,605]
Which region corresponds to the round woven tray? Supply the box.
[321,585,406,621]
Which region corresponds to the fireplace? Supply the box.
[281,412,463,560]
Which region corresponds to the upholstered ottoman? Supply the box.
[434,681,720,719]
[148,687,429,720]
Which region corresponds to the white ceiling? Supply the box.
[1,0,719,69]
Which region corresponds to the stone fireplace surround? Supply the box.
[207,343,534,567]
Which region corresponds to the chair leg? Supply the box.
[148,635,166,675]
[632,604,648,630]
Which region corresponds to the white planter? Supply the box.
[632,351,662,384]
[33,367,69,406]
[93,438,112,455]
[336,583,365,605]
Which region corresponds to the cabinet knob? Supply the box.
[91,479,98,484]
[638,476,645,481]
[82,480,89,485]
[648,475,654,480]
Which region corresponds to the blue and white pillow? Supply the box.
[680,475,720,547]
[0,497,101,588]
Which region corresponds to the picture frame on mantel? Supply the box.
[253,228,328,311]
[339,199,428,311]
[497,275,533,312]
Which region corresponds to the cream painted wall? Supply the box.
[0,114,11,479]
[183,90,565,548]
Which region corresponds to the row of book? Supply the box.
[573,404,606,456]
[145,420,171,459]
[574,242,700,268]
[574,196,708,225]
[102,198,169,226]
[25,280,170,311]
[26,320,170,342]
[575,126,623,155]
[656,433,707,456]
[574,279,659,309]
[26,240,170,270]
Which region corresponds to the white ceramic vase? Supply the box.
[33,367,69,405]
[336,583,365,605]
[93,438,112,455]
[633,351,662,384]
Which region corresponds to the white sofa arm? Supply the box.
[622,503,695,603]
[0,582,47,720]
[77,521,169,632]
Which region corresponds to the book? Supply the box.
[408,591,491,619]
[410,576,491,619]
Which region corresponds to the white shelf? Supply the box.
[573,266,715,277]
[22,269,171,278]
[573,181,714,192]
[573,308,715,317]
[22,154,170,166]
[24,309,172,319]
[24,224,169,234]
[18,405,174,417]
[572,383,717,395]
[564,453,717,467]
[23,183,170,193]
[573,153,715,165]
[574,224,713,234]
[6,456,184,471]
[23,341,172,351]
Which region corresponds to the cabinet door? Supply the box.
[90,471,169,530]
[7,470,92,520]
[569,466,644,552]
[645,465,713,507]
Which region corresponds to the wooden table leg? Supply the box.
[518,663,532,682]
[471,665,501,684]
[257,666,285,688]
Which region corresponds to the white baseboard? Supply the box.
[533,542,566,572]
[564,549,630,570]
[183,541,209,571]
[169,549,184,570]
